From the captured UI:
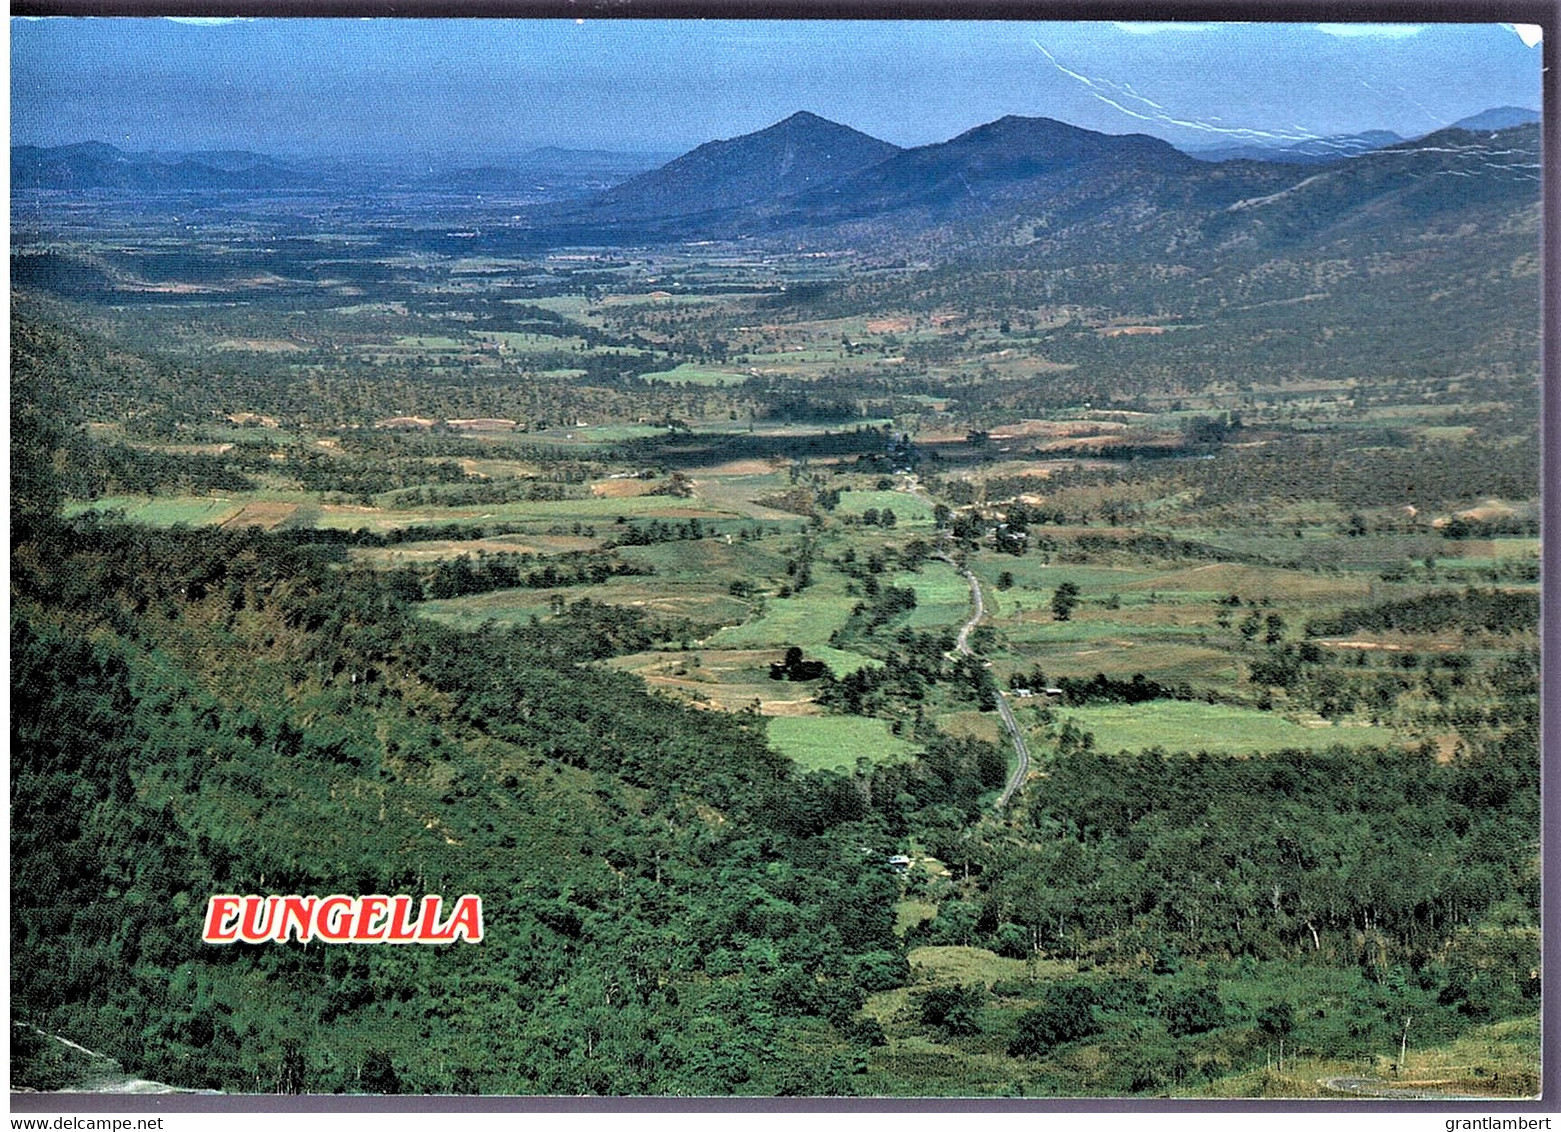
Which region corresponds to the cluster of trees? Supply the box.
[284,452,471,499]
[60,439,260,499]
[1052,672,1194,707]
[1440,514,1539,539]
[418,550,652,600]
[605,517,745,547]
[386,479,588,507]
[1305,588,1539,638]
[769,647,828,682]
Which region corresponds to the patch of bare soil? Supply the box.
[215,338,305,353]
[592,479,657,498]
[446,418,517,431]
[1098,325,1166,337]
[704,459,784,476]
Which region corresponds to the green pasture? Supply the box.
[890,568,974,631]
[834,489,935,526]
[707,586,857,650]
[63,495,241,526]
[419,577,751,632]
[969,559,1160,594]
[417,588,557,626]
[689,471,803,518]
[1115,561,1374,602]
[328,493,739,529]
[1002,616,1206,647]
[765,714,916,772]
[893,900,938,937]
[617,537,788,580]
[391,335,469,350]
[1051,700,1399,756]
[1002,640,1242,687]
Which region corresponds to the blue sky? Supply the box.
[9,19,1543,157]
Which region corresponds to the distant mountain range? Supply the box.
[499,106,1539,263]
[10,142,671,197]
[1185,130,1405,165]
[1449,106,1540,131]
[13,105,1541,265]
[10,141,299,192]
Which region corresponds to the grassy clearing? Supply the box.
[310,493,739,532]
[894,900,938,937]
[765,714,916,772]
[693,471,805,519]
[1003,617,1206,646]
[834,489,935,526]
[892,568,973,631]
[416,588,554,627]
[63,496,243,526]
[1053,700,1399,755]
[417,575,751,630]
[707,587,858,652]
[936,711,1003,746]
[639,363,749,386]
[349,534,597,566]
[1005,640,1241,686]
[617,537,787,581]
[970,559,1161,594]
[1118,562,1373,602]
[907,945,1074,987]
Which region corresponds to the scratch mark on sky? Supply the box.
[1030,40,1321,144]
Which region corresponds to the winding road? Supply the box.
[940,551,1030,810]
[904,473,1030,810]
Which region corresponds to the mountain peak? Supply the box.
[582,112,901,219]
[1449,106,1540,132]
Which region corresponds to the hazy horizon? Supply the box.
[10,19,1542,160]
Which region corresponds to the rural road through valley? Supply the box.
[940,551,1031,810]
[905,473,1030,810]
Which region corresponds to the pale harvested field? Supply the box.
[446,418,517,432]
[1122,562,1372,600]
[215,338,305,352]
[607,648,822,716]
[995,419,1129,439]
[592,478,659,498]
[702,459,785,476]
[458,458,540,479]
